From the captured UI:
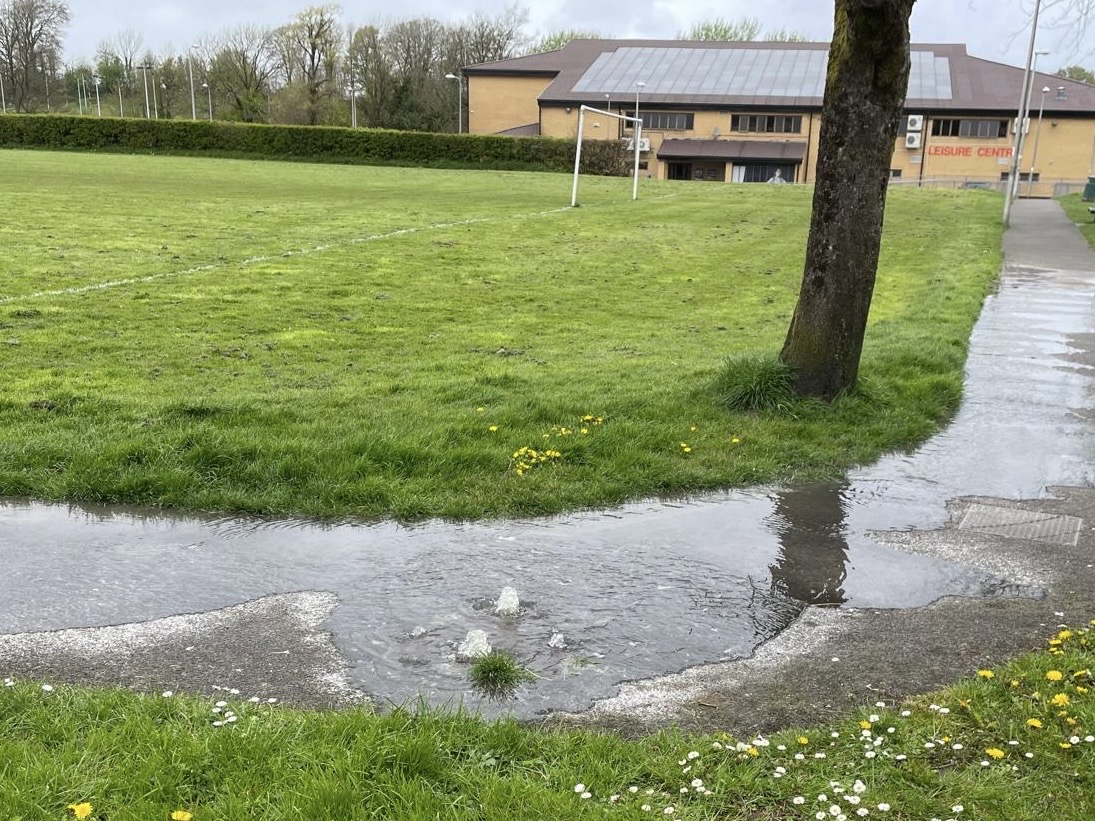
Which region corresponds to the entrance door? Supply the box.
[668,162,692,181]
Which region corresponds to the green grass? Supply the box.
[0,149,1003,519]
[1060,193,1095,250]
[468,651,538,700]
[3,626,1095,819]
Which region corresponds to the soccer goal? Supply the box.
[571,105,644,207]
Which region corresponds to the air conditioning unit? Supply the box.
[905,132,922,149]
[625,137,651,152]
[906,114,924,132]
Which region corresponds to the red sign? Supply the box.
[927,145,1013,158]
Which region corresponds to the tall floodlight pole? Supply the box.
[93,75,101,116]
[202,81,212,120]
[77,76,84,115]
[350,56,357,128]
[1003,0,1043,226]
[1,72,6,113]
[188,47,197,119]
[1028,85,1050,197]
[140,65,151,118]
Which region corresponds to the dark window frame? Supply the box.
[731,114,803,134]
[624,110,694,131]
[931,118,1008,138]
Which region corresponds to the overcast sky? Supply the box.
[61,0,1092,73]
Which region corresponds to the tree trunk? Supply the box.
[779,0,916,401]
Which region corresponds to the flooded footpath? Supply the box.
[2,200,1094,719]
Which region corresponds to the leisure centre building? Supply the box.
[463,40,1095,196]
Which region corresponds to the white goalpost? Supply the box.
[570,105,644,207]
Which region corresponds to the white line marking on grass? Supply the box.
[0,206,574,306]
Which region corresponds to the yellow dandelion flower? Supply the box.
[67,805,93,820]
[690,426,697,432]
[1047,670,1065,682]
[977,669,995,679]
[488,425,498,432]
[1027,718,1043,729]
[985,747,1006,759]
[1051,693,1071,707]
[730,437,741,444]
[746,746,759,757]
[1010,679,1021,688]
[1060,742,1073,749]
[171,812,194,821]
[1057,630,1074,641]
[1077,686,1089,694]
[1067,717,1078,726]
[580,428,589,434]
[859,720,873,730]
[476,407,485,413]
[797,736,810,745]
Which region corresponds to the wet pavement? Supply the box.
[2,198,1094,728]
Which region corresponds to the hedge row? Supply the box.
[0,114,630,175]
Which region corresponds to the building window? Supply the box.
[889,169,903,178]
[931,118,1008,138]
[625,111,694,130]
[1000,171,1040,182]
[731,114,803,134]
[732,163,797,183]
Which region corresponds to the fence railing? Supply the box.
[889,176,1089,198]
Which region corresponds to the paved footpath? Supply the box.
[559,198,1095,735]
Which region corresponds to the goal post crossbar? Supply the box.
[571,105,644,207]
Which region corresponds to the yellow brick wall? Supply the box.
[529,95,1095,189]
[467,75,554,135]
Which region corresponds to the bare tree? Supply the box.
[448,4,529,66]
[679,17,763,41]
[525,29,603,55]
[780,0,916,401]
[0,0,68,111]
[1040,0,1095,60]
[206,25,276,122]
[274,5,343,125]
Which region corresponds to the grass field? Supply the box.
[1060,193,1095,249]
[3,624,1094,820]
[0,150,1003,519]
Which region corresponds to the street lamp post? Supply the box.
[1003,0,1044,226]
[187,47,197,119]
[1028,85,1050,198]
[77,75,84,115]
[202,81,212,121]
[139,65,151,118]
[444,72,462,133]
[0,72,5,113]
[93,74,101,117]
[635,80,645,128]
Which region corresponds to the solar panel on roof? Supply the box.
[571,47,952,101]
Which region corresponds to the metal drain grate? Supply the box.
[958,503,1083,546]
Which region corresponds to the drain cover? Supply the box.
[958,503,1083,546]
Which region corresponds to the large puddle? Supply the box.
[0,483,1024,715]
[3,232,1095,717]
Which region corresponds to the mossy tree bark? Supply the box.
[779,0,916,401]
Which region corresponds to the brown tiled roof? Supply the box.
[496,122,540,136]
[657,139,808,161]
[465,40,1095,115]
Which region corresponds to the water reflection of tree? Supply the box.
[767,481,850,605]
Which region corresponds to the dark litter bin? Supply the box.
[1084,176,1095,202]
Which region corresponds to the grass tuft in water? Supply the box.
[468,651,536,700]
